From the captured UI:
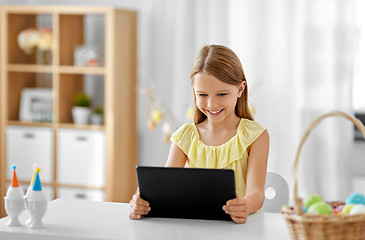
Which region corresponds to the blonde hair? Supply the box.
[190,44,253,124]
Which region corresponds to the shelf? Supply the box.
[7,64,106,74]
[1,6,113,14]
[7,120,53,128]
[1,6,138,217]
[5,179,53,187]
[6,121,104,131]
[58,123,104,131]
[56,183,105,191]
[58,66,105,74]
[8,64,53,73]
[5,179,105,191]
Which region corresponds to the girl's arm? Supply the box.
[223,130,269,223]
[245,129,270,213]
[165,142,189,167]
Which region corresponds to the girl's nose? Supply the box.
[207,97,217,108]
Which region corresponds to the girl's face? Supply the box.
[193,72,245,123]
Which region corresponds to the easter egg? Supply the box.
[303,194,324,209]
[302,206,307,213]
[163,134,170,143]
[249,105,256,115]
[338,204,356,216]
[147,118,156,131]
[151,110,163,123]
[6,187,24,200]
[307,201,333,215]
[349,204,365,215]
[334,205,345,215]
[162,122,172,135]
[345,193,365,205]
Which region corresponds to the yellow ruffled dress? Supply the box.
[170,118,266,198]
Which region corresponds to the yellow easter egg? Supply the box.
[187,107,194,121]
[338,204,356,216]
[249,105,256,115]
[151,110,163,123]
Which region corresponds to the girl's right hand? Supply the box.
[129,193,151,219]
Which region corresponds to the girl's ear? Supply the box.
[238,81,246,98]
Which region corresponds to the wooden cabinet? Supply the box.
[0,6,138,217]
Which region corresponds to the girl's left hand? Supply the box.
[223,197,249,224]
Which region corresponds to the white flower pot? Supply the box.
[91,114,103,125]
[72,107,91,125]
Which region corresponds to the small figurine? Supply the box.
[26,164,40,197]
[37,28,53,51]
[25,164,40,226]
[17,28,39,54]
[25,170,47,229]
[17,28,53,54]
[4,165,25,227]
[74,44,99,66]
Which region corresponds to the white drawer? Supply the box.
[58,187,105,201]
[57,129,105,187]
[6,126,53,182]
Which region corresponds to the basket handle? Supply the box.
[293,111,365,214]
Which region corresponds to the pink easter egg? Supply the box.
[335,205,345,214]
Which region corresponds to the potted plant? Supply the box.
[72,93,91,124]
[91,106,104,125]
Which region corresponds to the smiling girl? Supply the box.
[130,45,269,224]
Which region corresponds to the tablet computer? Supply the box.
[136,166,236,221]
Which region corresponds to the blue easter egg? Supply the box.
[346,193,365,205]
[302,206,307,213]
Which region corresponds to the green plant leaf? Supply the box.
[74,93,91,107]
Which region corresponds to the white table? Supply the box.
[0,199,291,240]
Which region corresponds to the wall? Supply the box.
[352,142,365,192]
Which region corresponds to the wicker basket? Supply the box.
[281,111,365,240]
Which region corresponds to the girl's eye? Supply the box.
[198,94,208,97]
[218,93,227,96]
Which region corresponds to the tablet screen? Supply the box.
[137,166,236,221]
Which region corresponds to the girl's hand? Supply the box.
[129,193,150,220]
[223,197,249,224]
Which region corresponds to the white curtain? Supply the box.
[138,0,232,166]
[138,0,356,201]
[228,0,356,202]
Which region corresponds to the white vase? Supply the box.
[91,114,103,125]
[26,199,47,229]
[72,107,91,125]
[4,197,25,227]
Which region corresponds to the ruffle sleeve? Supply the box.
[170,123,198,157]
[170,119,266,169]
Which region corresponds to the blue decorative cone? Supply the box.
[32,172,42,191]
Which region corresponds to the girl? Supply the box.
[130,44,269,224]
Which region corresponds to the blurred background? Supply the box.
[1,0,365,203]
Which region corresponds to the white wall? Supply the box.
[0,0,26,4]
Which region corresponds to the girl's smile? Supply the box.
[207,109,224,115]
